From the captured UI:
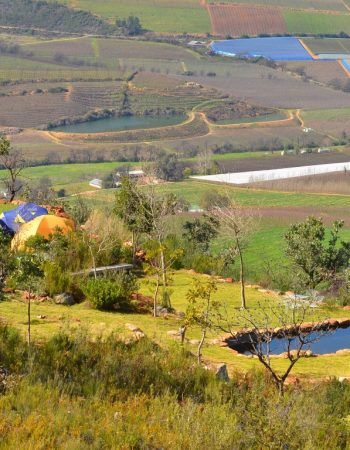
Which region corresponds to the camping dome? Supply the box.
[0,203,48,234]
[11,215,75,251]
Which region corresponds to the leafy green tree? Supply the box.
[185,278,219,363]
[285,217,350,289]
[116,16,143,35]
[0,229,14,296]
[13,254,43,345]
[183,215,219,252]
[155,153,182,181]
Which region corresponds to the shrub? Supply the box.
[83,271,137,310]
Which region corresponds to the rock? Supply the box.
[125,323,144,338]
[54,293,75,306]
[343,306,350,310]
[328,319,339,328]
[114,411,121,421]
[335,349,350,355]
[338,318,350,328]
[188,339,200,346]
[37,315,46,319]
[215,364,229,382]
[134,330,145,340]
[167,330,180,337]
[338,377,350,383]
[125,323,140,332]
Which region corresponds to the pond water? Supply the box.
[54,114,186,133]
[229,326,350,355]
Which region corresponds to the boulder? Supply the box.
[335,349,350,355]
[167,330,180,337]
[125,323,140,332]
[338,318,350,328]
[125,323,145,338]
[338,377,350,383]
[215,364,229,382]
[327,319,339,328]
[54,293,75,306]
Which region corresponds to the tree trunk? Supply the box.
[179,325,187,345]
[237,240,246,309]
[132,230,137,266]
[197,329,206,364]
[27,293,31,346]
[90,247,97,279]
[153,273,160,317]
[159,246,167,289]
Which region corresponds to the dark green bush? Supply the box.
[83,272,137,310]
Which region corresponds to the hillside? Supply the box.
[0,0,119,35]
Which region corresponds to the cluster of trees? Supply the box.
[116,16,143,36]
[0,0,119,35]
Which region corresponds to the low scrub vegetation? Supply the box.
[0,325,349,449]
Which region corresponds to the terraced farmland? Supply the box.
[0,81,124,128]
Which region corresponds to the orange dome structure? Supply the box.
[11,215,75,251]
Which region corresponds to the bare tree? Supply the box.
[0,137,26,201]
[83,211,122,278]
[212,197,257,309]
[217,298,330,395]
[140,182,178,311]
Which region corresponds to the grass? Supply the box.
[304,37,350,54]
[302,107,350,121]
[0,162,130,192]
[208,0,347,11]
[157,180,350,209]
[284,10,350,35]
[67,0,211,34]
[1,270,349,378]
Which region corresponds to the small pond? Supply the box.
[229,326,350,355]
[54,114,186,134]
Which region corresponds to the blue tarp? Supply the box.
[0,203,48,234]
[211,37,313,61]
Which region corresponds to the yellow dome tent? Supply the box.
[11,215,75,251]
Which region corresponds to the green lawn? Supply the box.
[302,108,350,121]
[284,11,350,35]
[0,162,130,193]
[160,180,350,208]
[1,270,349,378]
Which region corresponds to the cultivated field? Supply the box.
[282,60,349,84]
[304,37,350,55]
[208,4,286,36]
[207,0,348,11]
[284,10,350,35]
[249,171,350,194]
[0,81,124,128]
[55,0,211,34]
[302,107,350,137]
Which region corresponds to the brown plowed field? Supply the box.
[208,4,287,36]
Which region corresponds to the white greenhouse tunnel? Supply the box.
[191,162,350,185]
